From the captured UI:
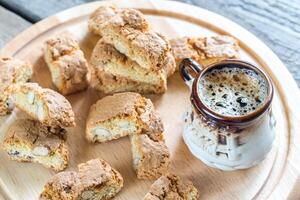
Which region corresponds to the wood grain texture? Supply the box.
[0,0,93,22]
[1,0,299,87]
[177,0,300,86]
[0,6,31,48]
[0,1,299,199]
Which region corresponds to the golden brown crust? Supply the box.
[143,174,199,200]
[135,98,164,142]
[87,92,141,124]
[44,34,78,60]
[44,34,89,95]
[11,83,75,127]
[88,5,149,36]
[170,37,199,66]
[132,97,170,180]
[130,134,170,180]
[90,39,167,94]
[170,35,239,69]
[0,56,33,116]
[88,5,175,72]
[92,68,166,94]
[39,171,83,200]
[90,37,173,94]
[85,92,141,142]
[102,25,172,71]
[77,159,123,189]
[39,158,124,200]
[91,38,172,78]
[86,92,165,142]
[163,52,177,78]
[5,119,66,150]
[86,92,170,179]
[3,119,68,171]
[88,5,118,35]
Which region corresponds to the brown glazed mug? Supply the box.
[179,58,276,170]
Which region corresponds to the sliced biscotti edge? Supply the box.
[44,33,89,95]
[10,82,75,127]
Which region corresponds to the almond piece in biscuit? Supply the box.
[143,173,199,200]
[88,5,176,72]
[2,119,68,171]
[44,34,89,95]
[90,39,174,94]
[10,83,75,127]
[170,35,239,70]
[86,92,141,143]
[39,158,124,200]
[0,56,33,116]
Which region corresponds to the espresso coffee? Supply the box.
[180,58,275,170]
[198,67,268,116]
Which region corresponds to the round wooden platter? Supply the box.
[0,0,300,199]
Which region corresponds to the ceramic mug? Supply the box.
[179,58,276,171]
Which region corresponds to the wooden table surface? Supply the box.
[0,1,299,200]
[0,0,299,87]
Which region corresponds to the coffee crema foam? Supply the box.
[198,67,268,117]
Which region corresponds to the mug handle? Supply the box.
[179,58,203,87]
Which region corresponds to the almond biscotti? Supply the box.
[130,97,170,179]
[90,39,174,94]
[88,5,176,72]
[10,83,75,127]
[40,158,124,200]
[86,92,164,143]
[170,35,239,70]
[44,34,89,95]
[0,56,33,116]
[89,5,149,36]
[86,92,141,143]
[143,174,199,200]
[2,119,68,171]
[86,92,170,179]
[130,133,170,180]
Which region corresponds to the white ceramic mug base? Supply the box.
[182,108,276,171]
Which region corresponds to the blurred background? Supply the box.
[0,0,299,86]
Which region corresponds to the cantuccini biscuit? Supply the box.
[170,35,239,69]
[44,34,89,95]
[130,97,170,179]
[143,174,199,200]
[90,39,174,94]
[10,83,75,127]
[88,5,175,73]
[130,133,170,180]
[40,158,124,200]
[86,92,170,179]
[0,56,33,116]
[86,92,141,143]
[86,92,164,143]
[88,5,149,36]
[2,119,68,171]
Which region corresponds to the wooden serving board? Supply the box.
[0,0,300,199]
